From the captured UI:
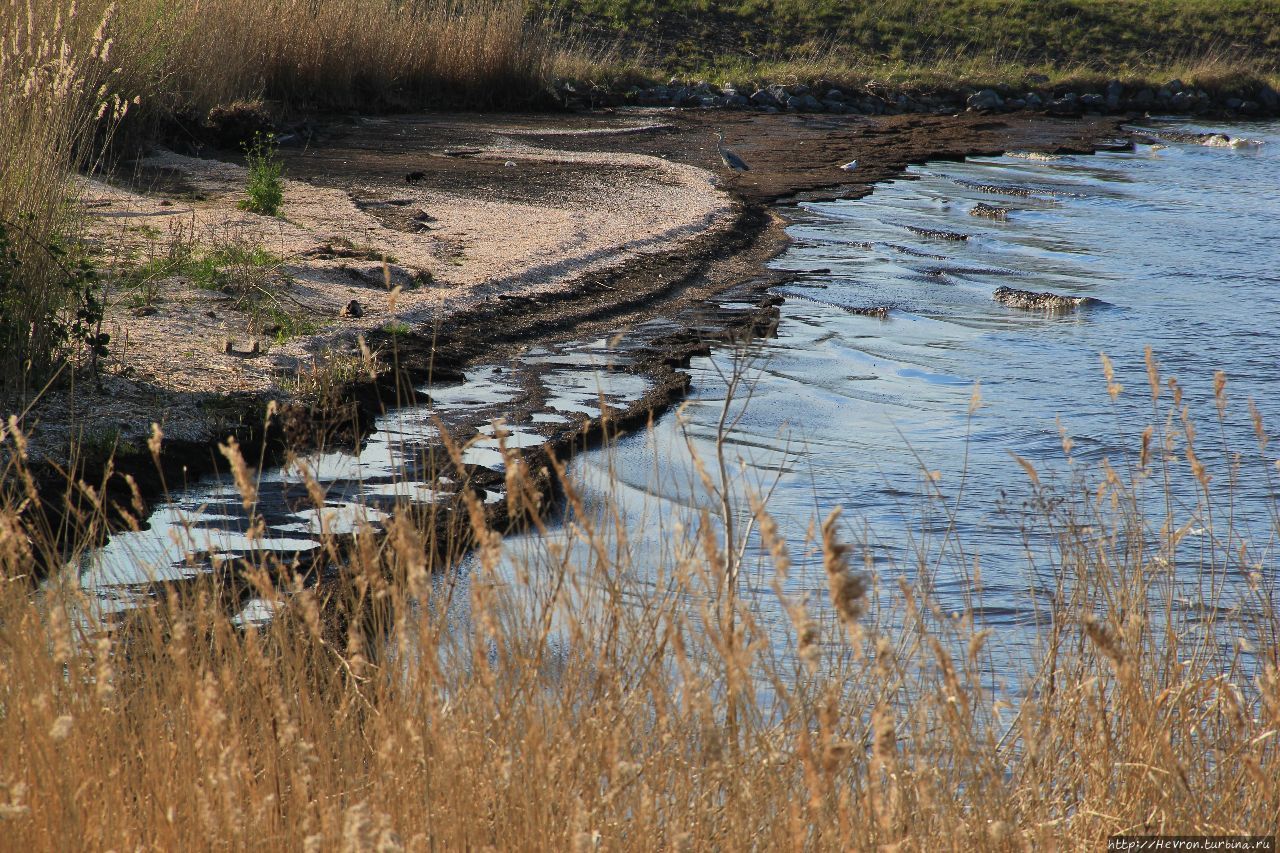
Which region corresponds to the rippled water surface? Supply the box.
[79,121,1280,654]
[548,119,1280,646]
[77,338,649,616]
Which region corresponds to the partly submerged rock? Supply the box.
[1147,128,1265,148]
[902,224,970,241]
[993,286,1094,311]
[970,202,1010,220]
[952,178,1045,198]
[1004,150,1061,161]
[1201,133,1264,149]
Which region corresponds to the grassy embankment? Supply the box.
[554,0,1280,92]
[1,358,1278,847]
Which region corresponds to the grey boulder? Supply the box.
[967,88,1003,111]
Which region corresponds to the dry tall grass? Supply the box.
[0,355,1276,848]
[0,0,126,394]
[99,0,553,126]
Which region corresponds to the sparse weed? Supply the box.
[285,349,376,406]
[252,305,319,343]
[192,239,320,339]
[106,227,321,342]
[190,241,284,291]
[238,133,284,216]
[109,218,198,308]
[325,236,400,264]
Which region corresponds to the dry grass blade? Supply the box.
[0,372,1275,847]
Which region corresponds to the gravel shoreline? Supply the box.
[554,76,1280,119]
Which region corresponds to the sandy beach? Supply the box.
[22,109,1121,488]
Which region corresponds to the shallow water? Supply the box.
[512,119,1280,661]
[74,337,648,616]
[77,120,1280,662]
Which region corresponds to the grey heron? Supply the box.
[716,130,750,173]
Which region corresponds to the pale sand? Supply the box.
[25,122,732,458]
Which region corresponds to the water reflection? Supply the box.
[493,120,1280,667]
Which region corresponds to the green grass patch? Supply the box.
[238,133,284,217]
[115,251,193,307]
[188,244,283,291]
[256,305,321,344]
[110,239,318,341]
[114,240,282,296]
[547,0,1280,83]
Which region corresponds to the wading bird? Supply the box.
[716,130,750,174]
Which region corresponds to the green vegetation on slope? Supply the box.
[551,0,1280,79]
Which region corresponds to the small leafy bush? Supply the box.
[0,219,109,391]
[239,133,284,216]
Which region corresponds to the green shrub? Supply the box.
[238,132,284,216]
[0,220,109,393]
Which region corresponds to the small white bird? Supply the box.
[839,160,858,171]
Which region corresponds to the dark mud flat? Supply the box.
[284,110,1122,208]
[286,110,1123,400]
[49,110,1128,594]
